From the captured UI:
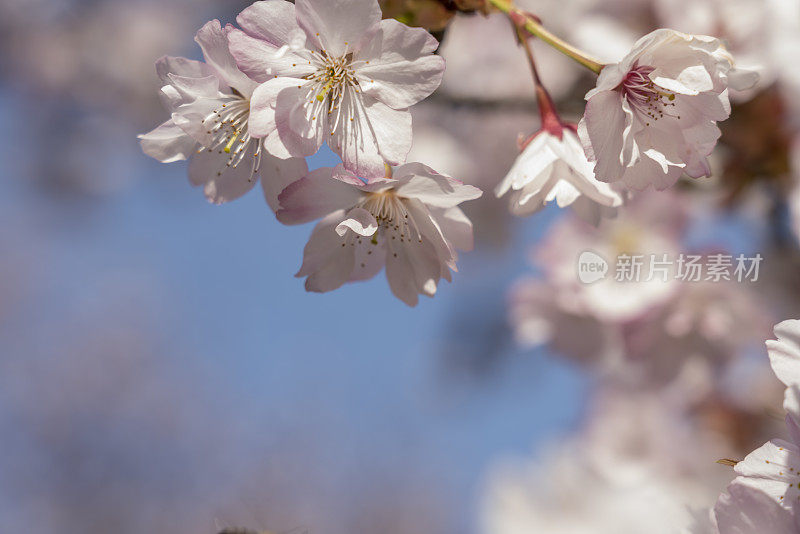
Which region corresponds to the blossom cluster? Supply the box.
[139,0,758,305]
[140,0,480,306]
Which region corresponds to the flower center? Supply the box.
[359,191,423,246]
[303,50,363,135]
[622,65,679,126]
[200,95,261,181]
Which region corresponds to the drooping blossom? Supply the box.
[227,0,446,181]
[139,20,307,207]
[578,29,758,191]
[495,96,623,226]
[276,163,481,306]
[713,320,800,533]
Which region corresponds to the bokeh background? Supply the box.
[1,1,799,533]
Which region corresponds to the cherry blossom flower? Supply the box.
[276,163,481,306]
[227,0,446,181]
[482,386,728,534]
[139,20,307,207]
[495,121,623,226]
[713,320,800,533]
[578,29,758,191]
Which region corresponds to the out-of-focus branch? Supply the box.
[487,0,604,74]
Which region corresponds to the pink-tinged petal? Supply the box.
[364,100,412,168]
[428,207,474,253]
[259,154,308,212]
[784,386,800,447]
[767,320,800,387]
[328,93,386,181]
[335,207,378,236]
[155,55,212,86]
[138,120,197,163]
[386,232,443,305]
[227,27,314,82]
[295,0,381,57]
[248,77,305,137]
[236,0,301,47]
[274,90,322,157]
[618,152,684,191]
[195,20,257,96]
[385,245,418,306]
[285,84,328,147]
[355,19,445,108]
[727,67,759,91]
[652,64,711,95]
[404,199,456,276]
[276,167,363,225]
[171,97,222,145]
[296,211,356,292]
[579,89,627,183]
[715,481,797,534]
[331,163,372,187]
[188,143,259,204]
[393,163,483,208]
[166,73,220,101]
[348,235,386,282]
[734,440,800,497]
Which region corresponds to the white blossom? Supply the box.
[227,0,445,181]
[578,29,757,190]
[276,163,481,306]
[139,20,306,207]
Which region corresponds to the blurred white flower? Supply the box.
[227,0,445,180]
[534,191,686,322]
[276,163,481,306]
[482,386,727,534]
[578,29,757,190]
[139,20,307,207]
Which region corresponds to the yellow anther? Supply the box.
[224,130,241,154]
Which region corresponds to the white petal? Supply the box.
[355,19,445,109]
[138,120,197,163]
[335,207,378,237]
[187,143,259,204]
[297,211,357,293]
[768,320,800,387]
[295,0,381,57]
[195,20,257,96]
[276,167,363,225]
[393,163,483,208]
[579,90,627,183]
[259,154,308,212]
[715,481,797,534]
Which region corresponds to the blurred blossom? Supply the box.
[532,191,687,323]
[509,190,778,398]
[481,386,731,534]
[0,1,207,119]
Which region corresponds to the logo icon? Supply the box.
[577,250,609,284]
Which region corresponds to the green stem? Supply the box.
[487,0,604,74]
